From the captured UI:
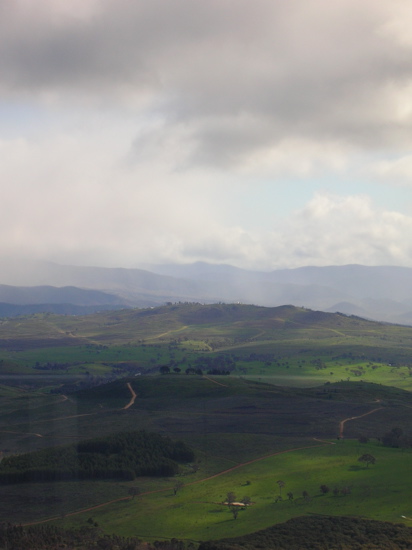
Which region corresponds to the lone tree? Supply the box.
[358,453,376,468]
[241,496,251,507]
[229,505,239,520]
[173,480,184,495]
[277,480,285,497]
[226,491,236,505]
[320,484,330,495]
[302,490,311,502]
[128,487,141,500]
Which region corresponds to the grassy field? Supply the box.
[1,304,412,396]
[51,440,412,542]
[2,304,412,542]
[2,375,412,531]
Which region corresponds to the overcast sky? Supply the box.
[1,0,412,270]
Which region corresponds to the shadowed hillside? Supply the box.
[199,515,412,550]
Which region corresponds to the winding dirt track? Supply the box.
[338,406,384,438]
[202,375,228,387]
[123,382,137,409]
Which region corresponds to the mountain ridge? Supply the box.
[0,258,412,324]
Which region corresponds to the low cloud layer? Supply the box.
[1,1,412,269]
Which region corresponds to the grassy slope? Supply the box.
[60,440,412,541]
[2,304,412,539]
[1,304,412,396]
[2,376,412,533]
[1,303,412,347]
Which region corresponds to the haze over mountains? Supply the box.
[0,258,411,325]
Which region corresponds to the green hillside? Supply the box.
[2,304,412,541]
[1,303,412,348]
[1,303,412,395]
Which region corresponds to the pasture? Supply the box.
[56,440,412,541]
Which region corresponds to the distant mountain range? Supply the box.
[0,258,411,324]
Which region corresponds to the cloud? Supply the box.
[171,193,412,270]
[369,154,412,185]
[269,194,412,268]
[0,1,411,270]
[2,1,412,164]
[1,143,409,270]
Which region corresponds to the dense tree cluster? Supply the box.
[0,523,190,550]
[193,354,236,374]
[0,430,194,484]
[382,427,412,449]
[33,361,76,371]
[109,362,144,375]
[198,515,412,550]
[50,373,118,394]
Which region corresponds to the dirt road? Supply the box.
[339,406,383,438]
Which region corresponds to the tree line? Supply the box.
[198,515,412,550]
[0,430,194,484]
[0,523,192,550]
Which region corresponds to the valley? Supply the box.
[1,303,412,546]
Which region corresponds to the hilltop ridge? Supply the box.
[1,259,412,324]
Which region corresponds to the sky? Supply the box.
[1,0,412,271]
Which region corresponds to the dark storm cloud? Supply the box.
[2,1,412,165]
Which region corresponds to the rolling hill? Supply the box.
[1,302,412,540]
[1,258,412,323]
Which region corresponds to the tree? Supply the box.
[159,366,170,375]
[241,496,251,507]
[358,453,376,468]
[226,491,236,505]
[277,480,285,497]
[320,484,330,495]
[128,487,141,500]
[382,427,407,448]
[229,505,239,520]
[302,490,311,502]
[287,492,294,501]
[173,480,184,495]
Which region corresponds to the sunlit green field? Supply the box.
[240,360,412,390]
[57,440,412,542]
